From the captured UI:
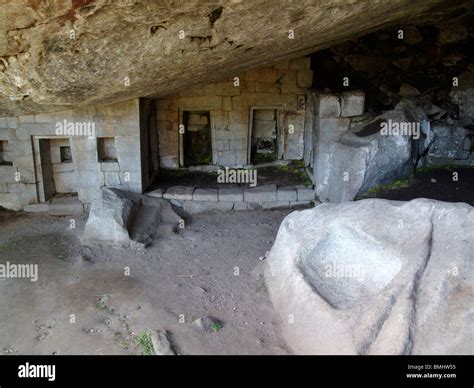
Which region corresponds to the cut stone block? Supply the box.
[100,162,120,172]
[216,82,240,96]
[105,171,121,186]
[277,186,297,201]
[340,91,365,117]
[23,203,50,213]
[163,186,195,200]
[296,186,315,201]
[244,184,277,202]
[289,57,311,70]
[147,188,165,198]
[193,188,218,201]
[218,187,243,202]
[316,93,341,118]
[296,70,313,88]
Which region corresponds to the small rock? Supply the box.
[150,330,176,355]
[192,316,222,333]
[431,178,437,183]
[399,83,420,97]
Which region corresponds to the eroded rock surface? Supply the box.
[265,198,473,354]
[83,187,141,245]
[1,0,473,116]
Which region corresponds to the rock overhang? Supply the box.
[1,0,474,116]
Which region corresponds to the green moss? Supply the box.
[366,175,414,196]
[278,160,313,187]
[252,151,278,164]
[0,239,17,252]
[416,163,473,174]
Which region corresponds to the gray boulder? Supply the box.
[265,198,473,354]
[83,188,141,245]
[316,109,414,202]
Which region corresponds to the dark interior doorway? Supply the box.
[183,111,212,167]
[39,139,55,201]
[251,109,278,164]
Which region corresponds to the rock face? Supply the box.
[450,64,474,126]
[315,109,415,202]
[427,123,474,165]
[265,199,473,354]
[83,188,141,245]
[1,0,472,116]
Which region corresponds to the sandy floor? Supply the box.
[0,209,291,355]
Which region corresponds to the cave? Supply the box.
[0,0,473,365]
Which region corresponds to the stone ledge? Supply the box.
[163,186,195,200]
[193,188,218,202]
[218,187,243,202]
[244,184,277,202]
[146,185,316,213]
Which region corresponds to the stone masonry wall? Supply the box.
[0,99,143,210]
[156,56,313,168]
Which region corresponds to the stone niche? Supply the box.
[155,56,312,168]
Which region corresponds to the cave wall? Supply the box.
[156,57,312,168]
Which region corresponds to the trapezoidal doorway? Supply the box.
[182,111,212,167]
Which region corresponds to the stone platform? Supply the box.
[146,184,317,213]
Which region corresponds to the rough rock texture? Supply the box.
[426,123,474,165]
[316,109,414,202]
[450,64,474,126]
[1,0,473,116]
[265,198,473,355]
[83,187,141,245]
[310,16,474,113]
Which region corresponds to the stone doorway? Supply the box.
[181,111,212,167]
[249,108,279,165]
[37,138,77,202]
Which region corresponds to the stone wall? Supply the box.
[0,99,144,210]
[155,57,312,168]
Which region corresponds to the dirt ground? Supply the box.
[0,209,292,355]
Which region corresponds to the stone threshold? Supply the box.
[23,197,84,216]
[146,184,318,213]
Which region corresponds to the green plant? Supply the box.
[136,332,155,355]
[210,322,222,332]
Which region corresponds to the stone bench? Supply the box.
[147,184,318,214]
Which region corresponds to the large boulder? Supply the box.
[316,109,415,202]
[83,188,141,245]
[265,198,473,354]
